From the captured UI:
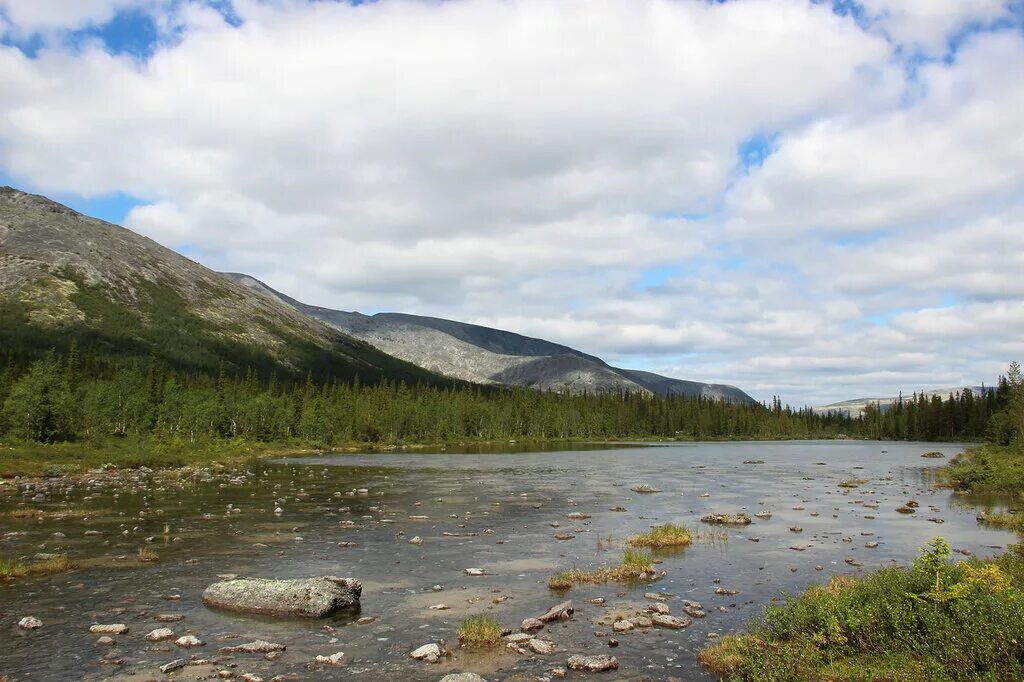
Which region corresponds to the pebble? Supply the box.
[18,616,42,630]
[160,659,187,674]
[315,652,347,665]
[146,628,176,642]
[567,654,619,672]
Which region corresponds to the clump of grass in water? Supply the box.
[548,549,654,590]
[977,510,1024,533]
[137,546,160,563]
[838,479,868,488]
[457,615,502,648]
[0,554,77,580]
[696,529,729,545]
[628,523,692,548]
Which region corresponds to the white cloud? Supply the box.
[0,0,1022,405]
[858,0,1011,54]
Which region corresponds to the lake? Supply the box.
[1,440,1016,680]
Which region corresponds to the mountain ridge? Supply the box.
[0,186,452,386]
[224,272,757,403]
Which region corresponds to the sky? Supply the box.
[0,0,1022,406]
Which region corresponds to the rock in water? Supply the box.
[159,659,187,673]
[538,601,574,622]
[651,613,691,629]
[315,652,347,665]
[218,640,287,654]
[202,576,361,618]
[528,639,559,654]
[439,674,486,682]
[145,628,176,641]
[410,643,441,662]
[18,616,42,630]
[567,654,619,672]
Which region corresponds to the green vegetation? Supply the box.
[698,538,1024,681]
[943,362,1024,495]
[627,523,693,548]
[0,554,78,580]
[136,546,160,563]
[0,346,869,477]
[700,363,1024,680]
[457,615,502,648]
[549,549,654,590]
[838,478,867,488]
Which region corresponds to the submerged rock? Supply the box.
[315,652,347,665]
[651,613,691,629]
[89,624,128,634]
[218,640,287,654]
[439,674,486,682]
[202,576,361,618]
[700,513,751,526]
[567,654,619,672]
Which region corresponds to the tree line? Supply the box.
[860,363,1022,444]
[1,346,1019,448]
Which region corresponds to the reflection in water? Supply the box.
[0,440,1016,680]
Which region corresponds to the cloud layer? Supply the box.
[1,0,1021,405]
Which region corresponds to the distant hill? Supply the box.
[0,186,451,386]
[225,273,757,403]
[814,386,988,418]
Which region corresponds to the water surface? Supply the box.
[1,440,1016,680]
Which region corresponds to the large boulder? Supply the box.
[202,576,361,618]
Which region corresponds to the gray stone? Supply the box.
[160,659,187,674]
[410,643,441,662]
[651,613,691,629]
[17,616,42,630]
[528,639,558,655]
[315,652,346,665]
[567,654,618,672]
[538,601,574,622]
[521,618,544,632]
[218,640,286,654]
[202,576,360,618]
[175,635,204,648]
[89,624,128,634]
[439,674,486,682]
[145,628,176,641]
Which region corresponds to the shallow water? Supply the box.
[0,440,1017,681]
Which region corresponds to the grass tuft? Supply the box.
[0,554,77,580]
[627,523,692,548]
[548,549,654,590]
[457,615,502,648]
[137,546,160,563]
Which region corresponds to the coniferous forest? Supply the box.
[1,344,1018,453]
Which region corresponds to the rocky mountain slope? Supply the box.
[226,273,756,403]
[0,186,449,386]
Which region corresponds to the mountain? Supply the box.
[225,273,757,403]
[814,386,988,418]
[0,186,450,386]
